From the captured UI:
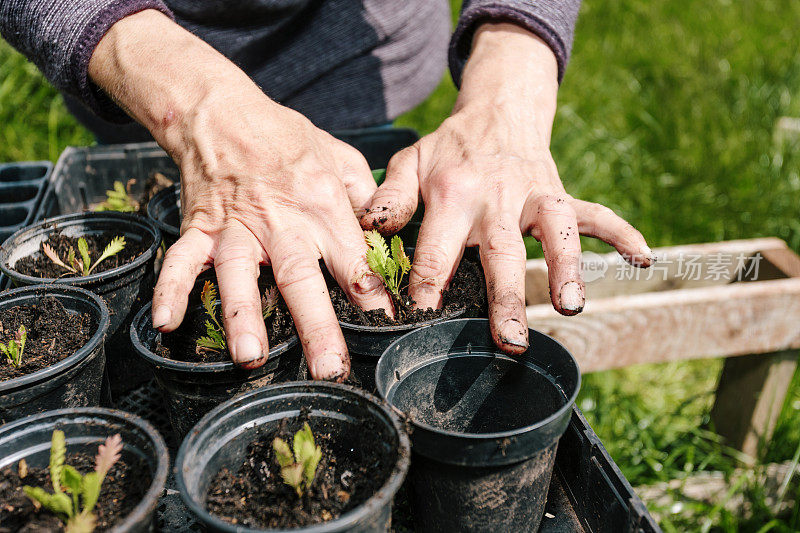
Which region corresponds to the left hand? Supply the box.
[361,23,654,353]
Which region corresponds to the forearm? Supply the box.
[88,9,272,155]
[455,22,559,147]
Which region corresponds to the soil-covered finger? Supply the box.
[360,146,419,234]
[571,198,655,267]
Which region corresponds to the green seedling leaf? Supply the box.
[96,181,138,213]
[281,463,305,497]
[1,325,26,368]
[23,486,74,518]
[88,236,125,275]
[50,429,66,493]
[273,438,294,468]
[390,235,411,277]
[61,465,83,495]
[77,238,91,275]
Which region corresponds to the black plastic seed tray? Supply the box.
[0,161,52,289]
[114,381,660,533]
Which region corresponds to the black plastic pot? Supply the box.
[176,381,411,533]
[0,285,109,424]
[131,298,300,438]
[0,407,169,532]
[376,318,580,532]
[338,247,479,391]
[0,212,161,399]
[145,183,181,248]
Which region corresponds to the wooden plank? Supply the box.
[710,350,799,457]
[525,237,795,305]
[526,277,800,372]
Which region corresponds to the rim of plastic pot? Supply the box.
[175,381,411,533]
[0,284,109,393]
[0,407,169,531]
[0,211,161,285]
[131,301,299,373]
[145,183,180,240]
[375,318,581,466]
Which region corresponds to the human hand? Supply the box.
[361,23,653,352]
[90,10,391,380]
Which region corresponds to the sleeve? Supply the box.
[0,0,174,122]
[449,0,582,86]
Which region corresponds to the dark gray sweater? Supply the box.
[0,1,580,142]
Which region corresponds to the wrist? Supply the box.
[88,9,262,153]
[455,22,559,137]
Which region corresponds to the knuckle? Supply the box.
[483,230,525,262]
[273,253,320,290]
[411,247,450,282]
[538,194,576,217]
[221,299,262,320]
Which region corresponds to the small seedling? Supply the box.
[42,236,126,276]
[272,422,322,497]
[0,325,26,368]
[196,282,280,353]
[95,181,138,213]
[23,429,122,533]
[364,230,411,298]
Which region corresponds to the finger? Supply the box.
[360,146,420,235]
[337,145,378,216]
[322,217,395,318]
[152,228,214,331]
[407,205,470,310]
[570,199,655,267]
[270,234,350,382]
[479,217,529,354]
[527,195,585,316]
[214,223,269,369]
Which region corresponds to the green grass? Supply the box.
[2,0,800,530]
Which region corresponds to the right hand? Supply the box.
[89,10,392,380]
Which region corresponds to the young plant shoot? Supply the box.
[272,422,322,497]
[95,181,138,213]
[196,281,280,353]
[23,429,123,533]
[364,230,411,298]
[0,325,26,368]
[42,236,126,276]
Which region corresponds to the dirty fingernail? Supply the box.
[232,333,263,364]
[152,305,171,328]
[311,352,347,381]
[559,281,584,314]
[499,318,528,349]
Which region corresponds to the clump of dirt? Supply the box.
[0,450,150,531]
[0,297,93,382]
[14,232,150,279]
[205,408,394,529]
[330,254,487,326]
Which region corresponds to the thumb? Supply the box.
[360,145,420,235]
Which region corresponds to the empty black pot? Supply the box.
[0,285,109,424]
[376,318,580,532]
[176,381,411,533]
[0,212,161,399]
[145,183,180,248]
[131,300,301,438]
[0,407,169,532]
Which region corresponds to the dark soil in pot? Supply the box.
[0,296,92,381]
[206,407,393,529]
[13,231,149,278]
[176,382,410,533]
[0,407,169,533]
[330,249,486,391]
[0,285,108,424]
[0,212,161,400]
[131,269,301,438]
[0,449,150,531]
